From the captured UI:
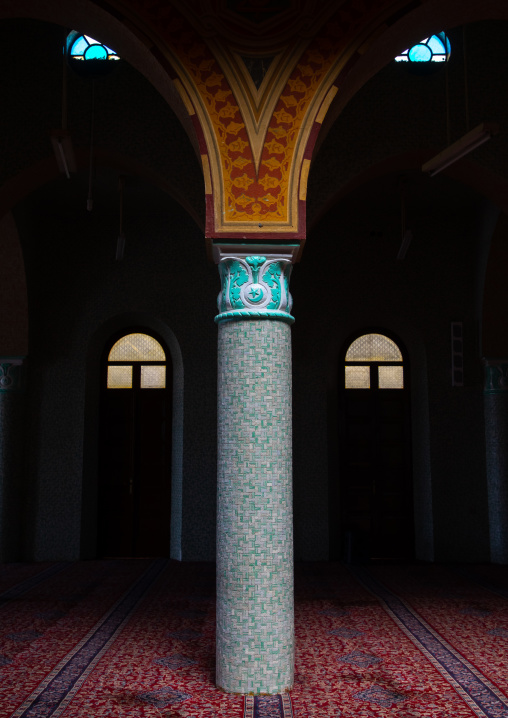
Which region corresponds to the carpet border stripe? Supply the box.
[244,694,293,718]
[350,566,508,718]
[10,559,168,718]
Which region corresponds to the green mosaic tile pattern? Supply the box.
[217,320,294,694]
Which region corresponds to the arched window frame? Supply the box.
[344,331,407,390]
[104,329,168,390]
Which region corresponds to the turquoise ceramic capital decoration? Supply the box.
[216,255,294,324]
[483,360,508,394]
[0,357,26,393]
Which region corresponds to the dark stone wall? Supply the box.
[0,388,27,561]
[292,172,490,562]
[14,174,217,561]
[2,17,506,563]
[0,214,28,355]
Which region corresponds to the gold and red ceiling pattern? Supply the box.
[99,0,416,239]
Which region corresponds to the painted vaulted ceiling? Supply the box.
[94,0,416,241]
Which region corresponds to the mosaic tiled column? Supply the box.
[483,359,508,564]
[215,246,295,694]
[0,357,27,560]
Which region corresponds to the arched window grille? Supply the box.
[107,333,166,389]
[345,333,404,389]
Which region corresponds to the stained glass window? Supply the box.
[68,33,119,62]
[66,31,120,79]
[395,32,450,64]
[345,333,404,390]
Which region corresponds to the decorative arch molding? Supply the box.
[82,312,184,560]
[3,0,506,243]
[0,0,437,241]
[92,0,508,241]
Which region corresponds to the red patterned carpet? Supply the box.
[0,561,507,718]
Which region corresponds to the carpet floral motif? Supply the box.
[153,654,197,669]
[337,649,382,668]
[354,685,406,707]
[137,686,191,708]
[6,630,42,642]
[328,627,363,638]
[1,561,508,717]
[488,628,508,637]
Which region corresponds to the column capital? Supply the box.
[483,358,508,394]
[213,244,297,325]
[0,357,26,393]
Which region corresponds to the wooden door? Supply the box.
[97,332,172,557]
[339,334,413,561]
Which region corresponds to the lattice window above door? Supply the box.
[345,333,404,390]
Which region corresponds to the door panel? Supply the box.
[98,339,172,558]
[98,391,135,556]
[340,367,413,561]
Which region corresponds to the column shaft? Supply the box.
[217,320,293,693]
[214,250,295,694]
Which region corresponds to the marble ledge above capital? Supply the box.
[211,241,300,265]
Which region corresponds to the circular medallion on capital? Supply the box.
[244,283,265,305]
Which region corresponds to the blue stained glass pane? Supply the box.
[70,36,89,57]
[427,34,446,55]
[105,45,117,55]
[408,44,432,62]
[84,44,108,60]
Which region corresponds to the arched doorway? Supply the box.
[97,330,172,557]
[338,332,413,562]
